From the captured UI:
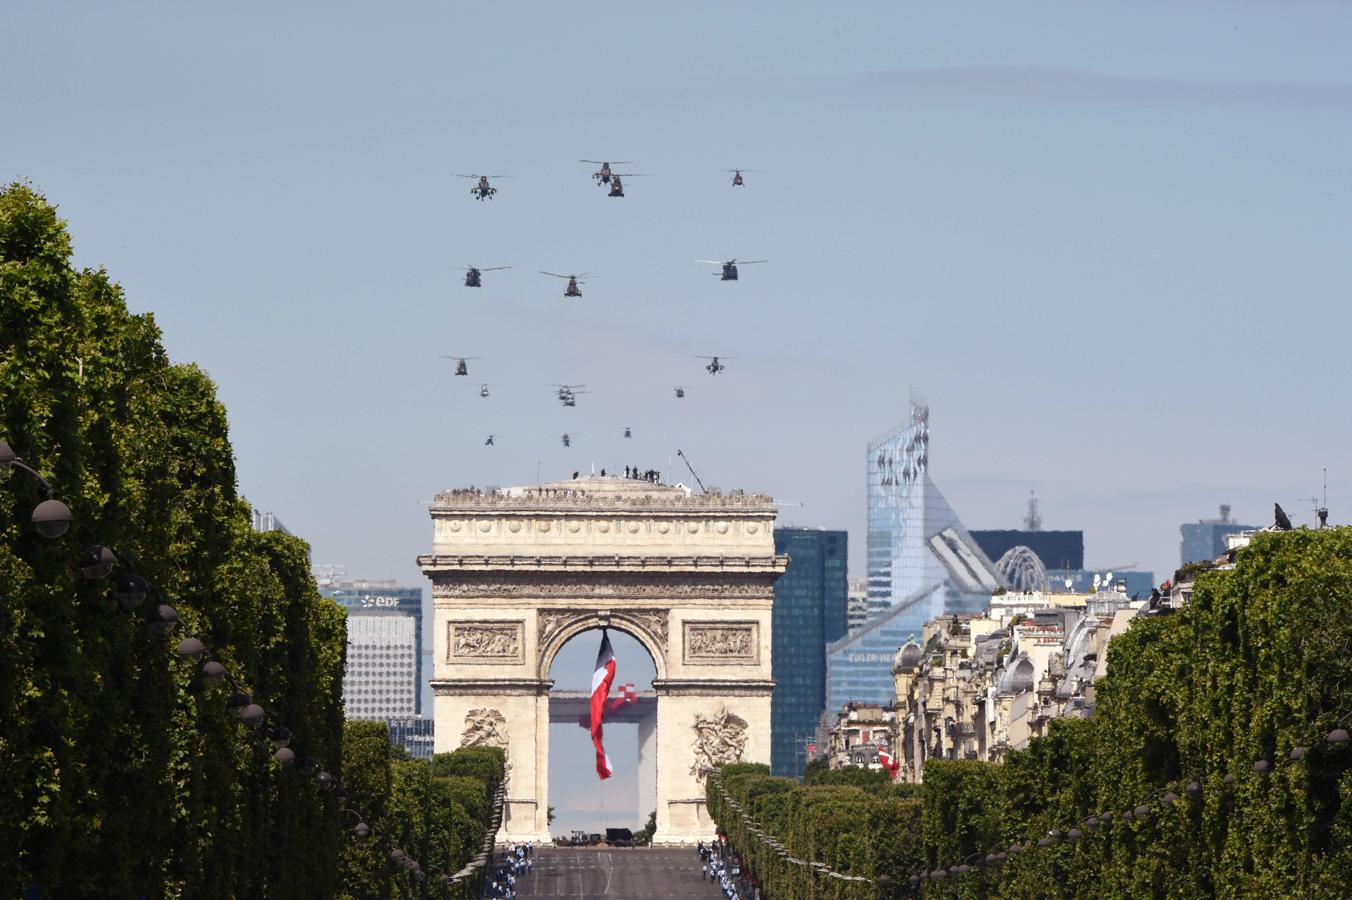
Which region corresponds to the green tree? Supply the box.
[1,182,345,898]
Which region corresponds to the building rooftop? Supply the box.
[431,476,776,511]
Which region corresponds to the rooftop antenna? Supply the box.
[1024,490,1042,531]
[1319,468,1329,528]
[675,449,707,493]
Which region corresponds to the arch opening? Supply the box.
[546,626,659,841]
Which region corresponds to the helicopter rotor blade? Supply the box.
[539,271,569,279]
[480,266,511,271]
[694,260,724,265]
[739,259,770,265]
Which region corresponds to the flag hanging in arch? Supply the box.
[590,629,617,779]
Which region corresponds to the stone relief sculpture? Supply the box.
[461,707,511,786]
[537,607,669,659]
[686,624,756,662]
[460,707,510,749]
[452,623,521,659]
[690,708,749,780]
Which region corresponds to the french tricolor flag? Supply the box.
[590,630,617,779]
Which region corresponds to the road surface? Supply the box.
[511,847,727,899]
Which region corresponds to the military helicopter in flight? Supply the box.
[607,173,650,198]
[464,265,510,287]
[541,272,594,298]
[484,434,495,446]
[561,433,575,448]
[479,384,491,398]
[726,168,757,187]
[553,384,587,407]
[673,386,687,399]
[442,355,480,376]
[453,174,512,201]
[624,426,632,439]
[697,355,730,375]
[582,160,631,185]
[697,258,769,281]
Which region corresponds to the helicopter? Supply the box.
[582,160,631,185]
[553,384,588,407]
[484,434,495,446]
[725,168,756,187]
[453,174,512,201]
[540,271,593,298]
[479,384,491,398]
[624,426,632,439]
[561,433,574,448]
[697,355,731,375]
[442,355,480,376]
[464,265,510,288]
[697,258,768,282]
[673,386,687,399]
[607,173,650,198]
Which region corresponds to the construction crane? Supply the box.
[675,449,707,494]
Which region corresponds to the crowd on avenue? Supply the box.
[697,840,751,900]
[484,842,534,899]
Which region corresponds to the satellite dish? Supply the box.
[1092,574,1101,587]
[1105,572,1114,583]
[1064,578,1073,590]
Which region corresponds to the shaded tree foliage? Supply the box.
[1,182,348,897]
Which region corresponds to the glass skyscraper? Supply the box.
[828,401,1002,708]
[771,528,848,777]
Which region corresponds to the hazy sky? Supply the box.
[7,0,1352,827]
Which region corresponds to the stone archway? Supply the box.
[418,477,786,844]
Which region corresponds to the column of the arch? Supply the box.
[637,704,658,828]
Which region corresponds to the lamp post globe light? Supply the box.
[1,441,74,538]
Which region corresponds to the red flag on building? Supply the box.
[878,745,900,781]
[590,630,617,779]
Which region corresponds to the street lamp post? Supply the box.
[0,440,73,538]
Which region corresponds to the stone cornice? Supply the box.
[418,553,788,573]
[652,678,775,697]
[431,678,551,696]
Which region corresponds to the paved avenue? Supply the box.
[515,847,726,899]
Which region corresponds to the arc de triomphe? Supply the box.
[418,477,786,844]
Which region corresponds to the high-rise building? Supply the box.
[829,401,1001,708]
[970,530,1084,573]
[1180,505,1254,567]
[319,579,424,719]
[771,528,848,778]
[251,509,291,535]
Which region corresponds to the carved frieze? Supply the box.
[684,621,759,665]
[690,708,749,781]
[448,621,524,664]
[537,607,670,658]
[431,572,775,602]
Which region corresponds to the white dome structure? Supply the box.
[995,545,1050,594]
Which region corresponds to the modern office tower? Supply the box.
[1180,505,1254,567]
[971,493,1085,573]
[830,401,1001,708]
[319,579,424,717]
[771,528,848,777]
[971,530,1084,573]
[386,717,436,760]
[251,509,291,535]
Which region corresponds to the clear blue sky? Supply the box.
[7,0,1352,828]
